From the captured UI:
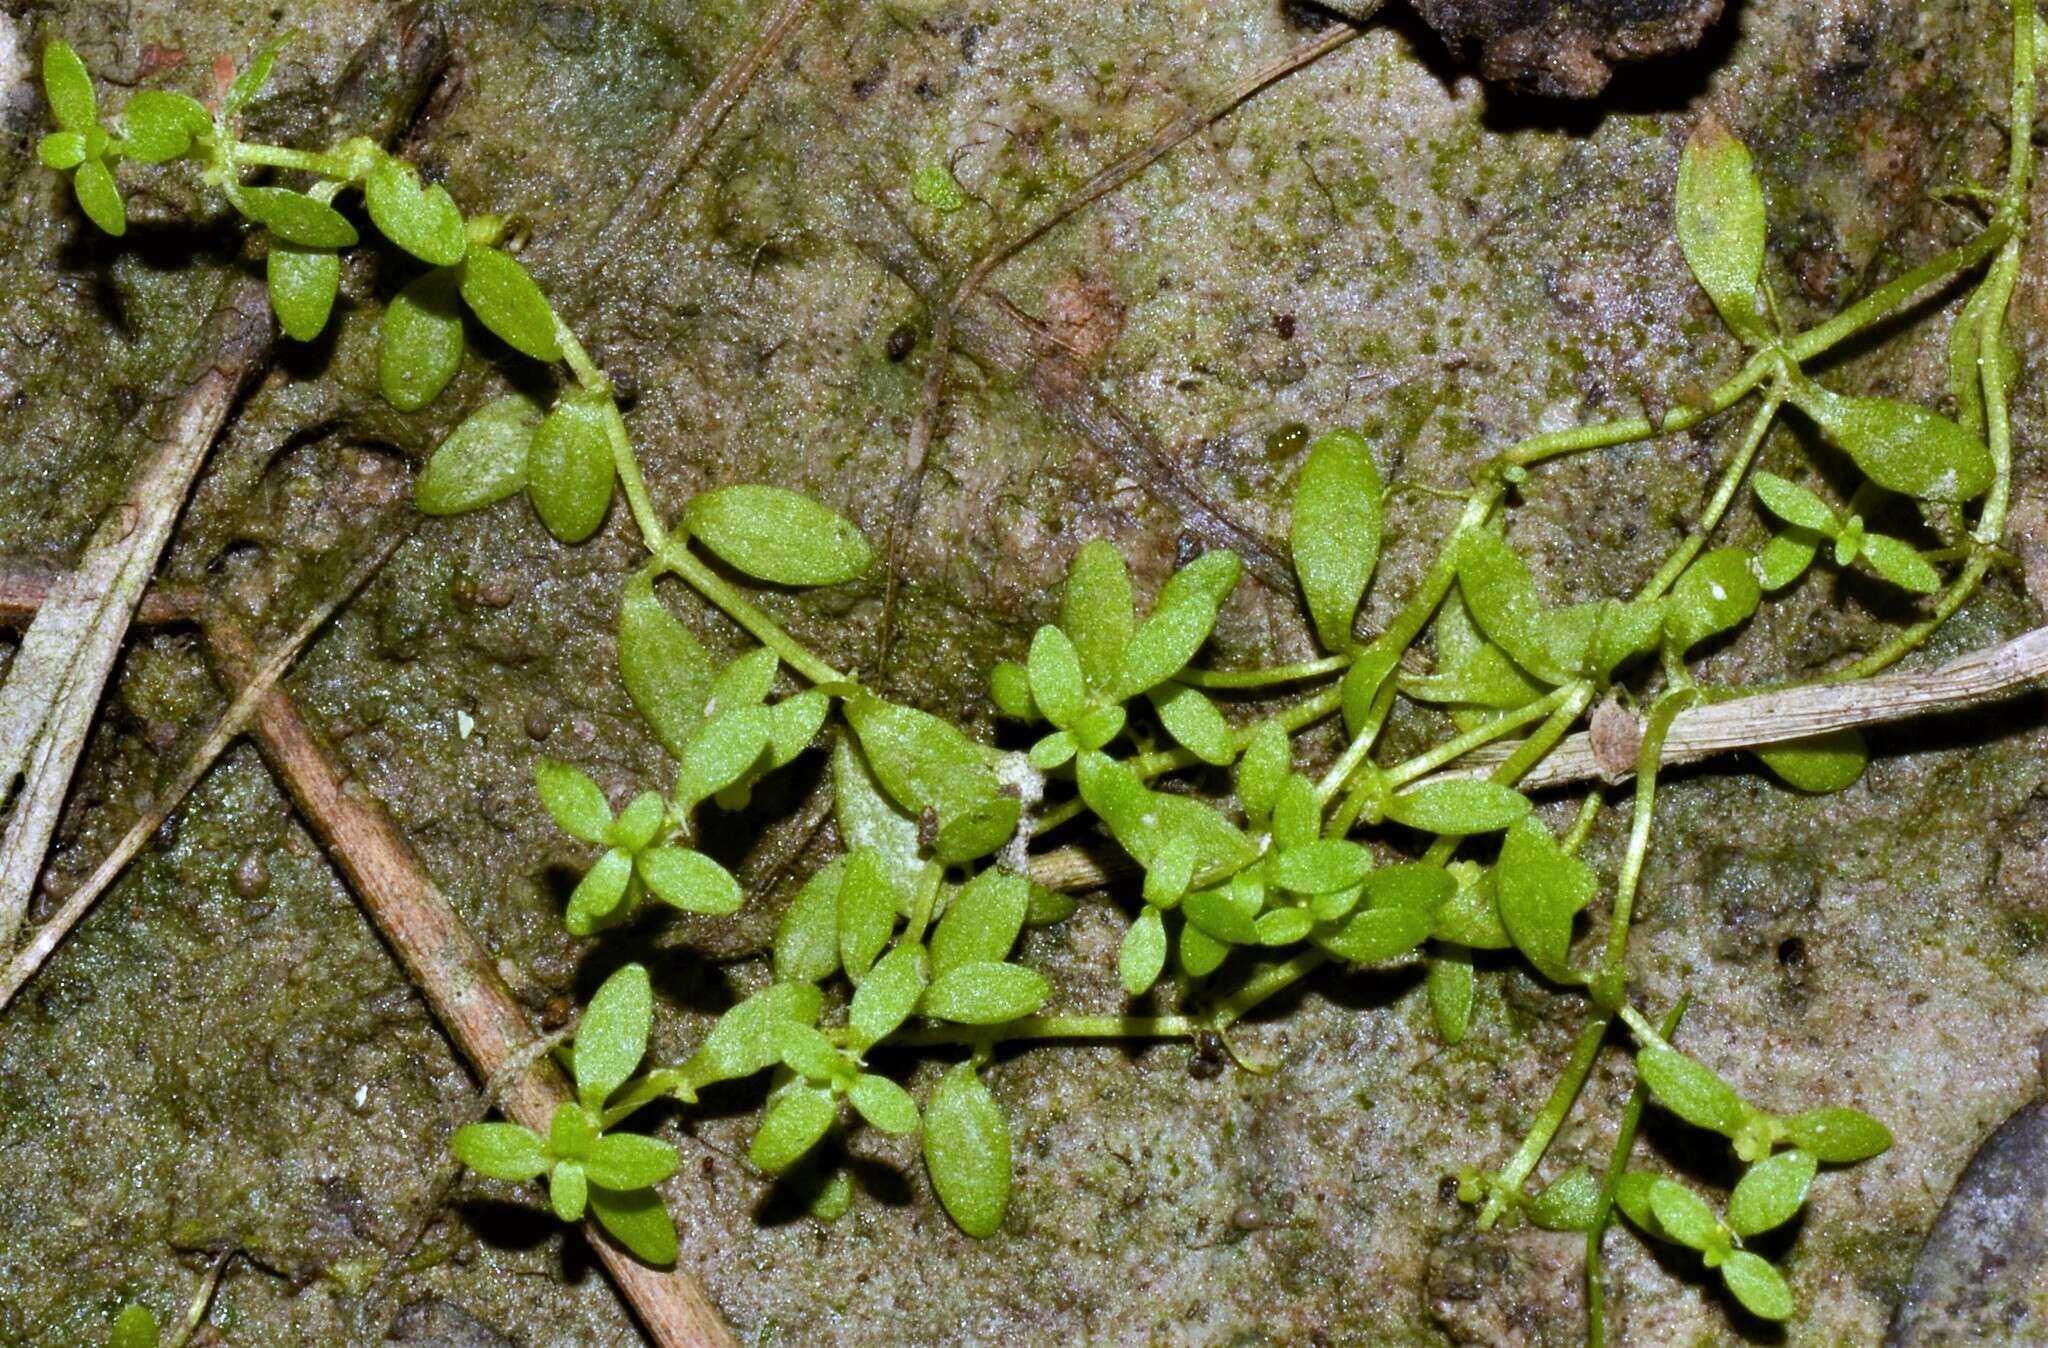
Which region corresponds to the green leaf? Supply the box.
[527,398,614,543]
[266,245,339,343]
[460,246,562,362]
[1529,1166,1602,1232]
[1270,773,1321,850]
[364,159,467,266]
[935,794,1021,866]
[767,690,828,767]
[416,393,540,514]
[1027,625,1085,727]
[849,1073,921,1134]
[43,41,97,132]
[38,131,87,170]
[1496,816,1595,981]
[1666,548,1761,653]
[844,693,1001,823]
[831,737,925,885]
[1272,839,1373,895]
[575,963,651,1108]
[1429,869,1511,949]
[683,485,872,586]
[1791,382,1993,503]
[1033,727,1080,769]
[1235,719,1291,821]
[609,792,666,852]
[452,1122,550,1180]
[1783,1107,1892,1162]
[589,1184,679,1265]
[535,757,611,843]
[751,1082,836,1173]
[637,847,742,915]
[1638,1045,1747,1136]
[922,961,1050,1024]
[1457,530,1575,684]
[691,982,824,1084]
[1383,779,1530,836]
[1063,541,1136,693]
[1720,1249,1794,1321]
[111,1303,160,1348]
[1756,729,1867,794]
[226,34,290,115]
[237,186,358,248]
[1676,117,1768,339]
[1182,879,1261,946]
[120,90,211,163]
[1071,704,1125,752]
[1647,1177,1721,1251]
[1179,921,1230,978]
[586,1132,681,1190]
[1752,472,1838,533]
[837,849,903,982]
[379,270,466,412]
[1759,528,1823,591]
[1255,907,1314,945]
[565,849,634,934]
[911,161,967,212]
[1117,551,1241,698]
[550,1160,588,1220]
[1860,533,1941,593]
[73,159,126,236]
[806,1167,854,1221]
[1290,429,1384,650]
[1727,1148,1816,1237]
[931,868,1029,977]
[1148,685,1232,766]
[849,943,929,1049]
[1315,903,1429,964]
[1076,751,1258,887]
[1120,905,1168,997]
[1309,882,1365,923]
[677,706,772,811]
[709,644,778,713]
[989,661,1036,720]
[1613,1172,1661,1236]
[617,577,716,761]
[776,1023,852,1085]
[923,1063,1011,1236]
[774,859,844,984]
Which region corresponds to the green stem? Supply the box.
[1593,691,1693,1004]
[1213,949,1331,1029]
[658,544,848,687]
[1175,654,1351,689]
[1413,683,1594,865]
[1382,686,1576,790]
[1502,355,1772,470]
[902,862,943,947]
[1586,996,1688,1348]
[232,141,354,178]
[1635,389,1787,603]
[885,1014,1200,1048]
[1476,1011,1611,1230]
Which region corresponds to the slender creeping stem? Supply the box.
[1591,691,1693,1007]
[884,1014,1201,1048]
[1635,389,1788,603]
[1477,1012,1611,1231]
[1175,653,1352,689]
[657,545,848,686]
[1586,997,1689,1348]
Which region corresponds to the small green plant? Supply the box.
[34,3,2040,1340]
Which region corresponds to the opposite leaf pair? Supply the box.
[452,966,680,1264]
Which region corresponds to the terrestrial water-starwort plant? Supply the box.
[35,3,2044,1339]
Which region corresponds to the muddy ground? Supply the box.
[3,0,2048,1343]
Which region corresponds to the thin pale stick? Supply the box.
[0,529,410,1012]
